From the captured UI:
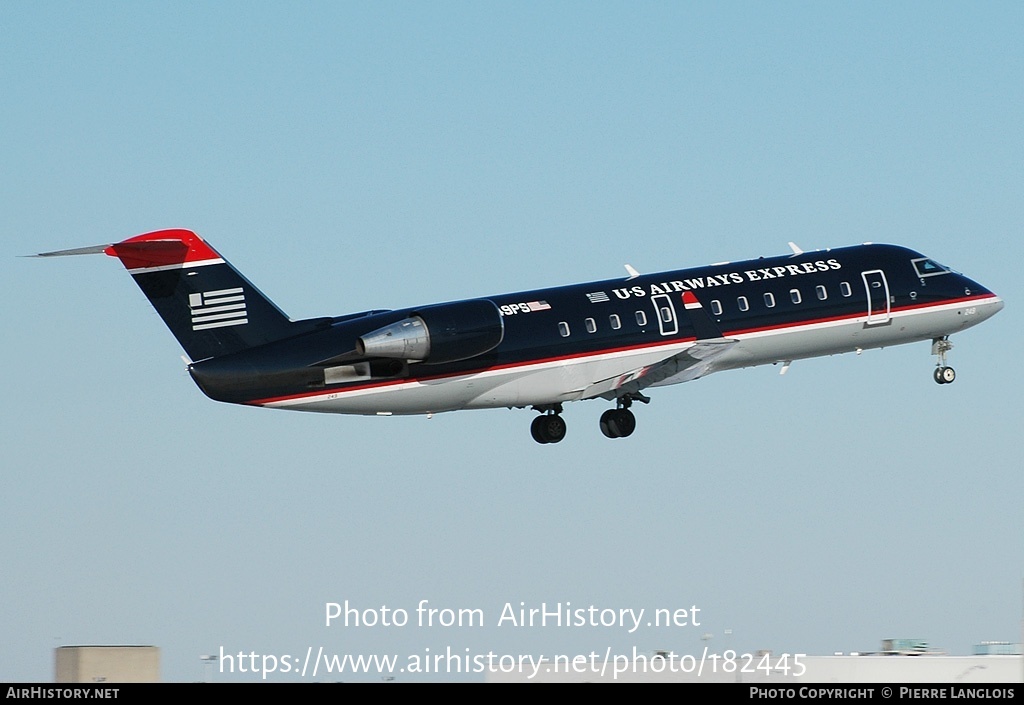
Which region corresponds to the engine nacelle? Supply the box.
[356,299,504,364]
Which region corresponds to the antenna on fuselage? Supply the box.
[624,264,640,280]
[787,242,804,255]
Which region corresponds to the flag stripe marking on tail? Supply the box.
[190,288,248,330]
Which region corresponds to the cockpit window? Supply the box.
[912,258,951,278]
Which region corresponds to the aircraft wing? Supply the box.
[581,338,738,401]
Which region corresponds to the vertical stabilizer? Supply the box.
[104,229,298,361]
[40,229,299,361]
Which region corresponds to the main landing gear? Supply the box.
[932,336,956,385]
[530,404,567,444]
[529,393,651,443]
[600,393,649,439]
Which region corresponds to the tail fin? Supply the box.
[39,229,299,361]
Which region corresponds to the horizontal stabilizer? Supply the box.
[35,238,195,263]
[33,244,113,257]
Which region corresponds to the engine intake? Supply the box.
[356,299,504,364]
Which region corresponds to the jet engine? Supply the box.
[355,299,504,364]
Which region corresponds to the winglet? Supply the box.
[681,291,725,340]
[788,242,804,255]
[624,264,640,280]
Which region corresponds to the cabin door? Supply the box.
[651,294,679,336]
[861,270,891,325]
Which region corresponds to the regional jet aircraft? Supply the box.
[38,230,1003,443]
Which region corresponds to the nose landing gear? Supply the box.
[932,336,956,384]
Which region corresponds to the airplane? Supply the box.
[37,229,1003,444]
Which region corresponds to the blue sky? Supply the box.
[2,2,1022,681]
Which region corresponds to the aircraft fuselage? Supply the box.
[186,243,1001,416]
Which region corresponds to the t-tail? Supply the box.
[37,229,305,362]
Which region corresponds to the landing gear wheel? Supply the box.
[612,408,636,437]
[931,337,956,385]
[531,414,566,444]
[599,408,636,438]
[543,414,566,443]
[599,410,617,438]
[531,416,548,443]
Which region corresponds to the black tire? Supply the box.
[612,409,636,437]
[530,415,550,444]
[940,366,956,384]
[600,409,619,438]
[542,415,567,443]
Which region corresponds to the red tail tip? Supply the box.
[104,229,221,271]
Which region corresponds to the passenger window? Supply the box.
[660,307,672,323]
[710,300,723,316]
[737,296,749,312]
[558,322,570,337]
[635,311,647,326]
[764,292,776,308]
[585,317,597,333]
[816,285,827,301]
[790,289,801,304]
[840,282,852,297]
[609,314,621,330]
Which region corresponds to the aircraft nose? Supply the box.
[965,279,1004,321]
[959,273,998,300]
[951,271,1004,322]
[990,296,1005,315]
